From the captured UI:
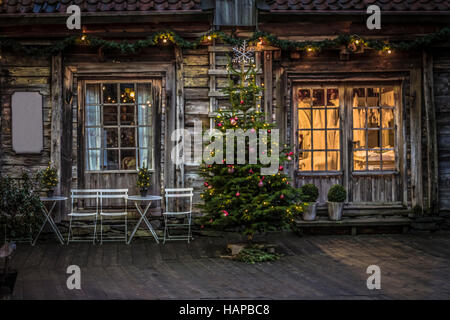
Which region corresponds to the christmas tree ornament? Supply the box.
[258,180,264,187]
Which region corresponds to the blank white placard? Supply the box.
[11,92,43,154]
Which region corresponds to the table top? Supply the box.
[40,196,68,201]
[128,195,163,201]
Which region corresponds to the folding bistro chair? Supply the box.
[162,188,194,244]
[99,189,128,244]
[68,190,99,244]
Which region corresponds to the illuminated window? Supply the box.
[85,81,159,171]
[296,88,340,171]
[352,87,396,171]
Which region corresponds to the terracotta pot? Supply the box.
[302,202,318,221]
[327,202,344,221]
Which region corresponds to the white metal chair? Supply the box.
[68,189,99,244]
[99,189,128,244]
[162,188,194,244]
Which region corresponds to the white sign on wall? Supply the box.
[11,92,44,154]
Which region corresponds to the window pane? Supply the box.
[353,88,365,107]
[353,108,366,128]
[139,149,152,168]
[312,89,325,107]
[121,128,136,148]
[327,109,339,128]
[368,130,381,149]
[313,130,325,150]
[87,150,100,171]
[104,150,119,170]
[381,129,395,148]
[296,89,311,108]
[86,105,100,126]
[86,128,101,149]
[298,109,311,129]
[327,151,340,171]
[380,87,395,107]
[138,104,152,125]
[121,149,136,170]
[312,109,326,129]
[382,109,394,128]
[298,130,312,150]
[353,129,366,149]
[313,151,326,171]
[103,84,117,104]
[120,83,135,104]
[86,84,100,105]
[367,109,380,128]
[299,151,312,171]
[368,150,381,170]
[353,150,366,171]
[120,105,135,125]
[137,83,152,105]
[105,128,118,148]
[367,88,380,107]
[382,150,396,170]
[327,130,340,150]
[138,127,151,148]
[327,89,339,107]
[104,105,118,125]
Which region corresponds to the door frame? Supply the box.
[290,78,405,205]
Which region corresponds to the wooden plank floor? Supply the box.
[7,232,450,299]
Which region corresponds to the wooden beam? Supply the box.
[422,51,439,214]
[409,68,424,212]
[50,53,63,221]
[264,50,273,122]
[175,46,185,188]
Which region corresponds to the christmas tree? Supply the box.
[198,42,303,240]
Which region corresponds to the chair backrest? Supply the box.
[164,188,193,214]
[99,189,128,213]
[71,189,100,212]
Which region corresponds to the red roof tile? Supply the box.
[267,0,450,12]
[0,0,202,14]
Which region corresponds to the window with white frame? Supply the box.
[85,81,159,171]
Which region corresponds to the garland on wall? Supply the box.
[1,28,450,57]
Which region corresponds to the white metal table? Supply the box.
[128,195,162,244]
[33,196,67,245]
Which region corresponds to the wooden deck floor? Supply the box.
[7,232,450,299]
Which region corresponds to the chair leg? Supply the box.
[163,215,168,244]
[125,215,128,244]
[188,214,192,243]
[67,215,73,244]
[93,214,98,244]
[100,215,103,245]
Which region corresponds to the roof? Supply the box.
[266,0,450,12]
[0,0,202,14]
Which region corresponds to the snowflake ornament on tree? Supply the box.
[232,40,255,64]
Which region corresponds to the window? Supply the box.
[296,88,340,171]
[352,87,396,171]
[85,81,158,171]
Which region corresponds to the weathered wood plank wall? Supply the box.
[434,48,450,212]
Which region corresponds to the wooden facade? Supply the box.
[0,1,449,220]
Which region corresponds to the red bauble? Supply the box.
[258,180,264,187]
[279,165,284,171]
[240,100,244,104]
[280,194,285,199]
[236,192,240,197]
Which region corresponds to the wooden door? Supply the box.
[347,85,403,204]
[293,83,345,203]
[80,79,162,206]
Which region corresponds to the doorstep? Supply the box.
[295,216,411,235]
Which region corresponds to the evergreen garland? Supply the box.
[0,27,449,57]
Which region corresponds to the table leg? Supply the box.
[33,202,65,246]
[128,202,159,244]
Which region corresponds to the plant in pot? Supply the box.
[137,167,151,197]
[37,164,58,197]
[300,184,319,221]
[327,184,347,221]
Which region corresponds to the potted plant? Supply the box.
[300,184,319,221]
[327,184,347,221]
[137,167,151,197]
[37,164,58,197]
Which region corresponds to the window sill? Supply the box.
[296,171,343,177]
[352,170,398,176]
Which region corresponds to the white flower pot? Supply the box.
[327,202,344,221]
[302,202,318,221]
